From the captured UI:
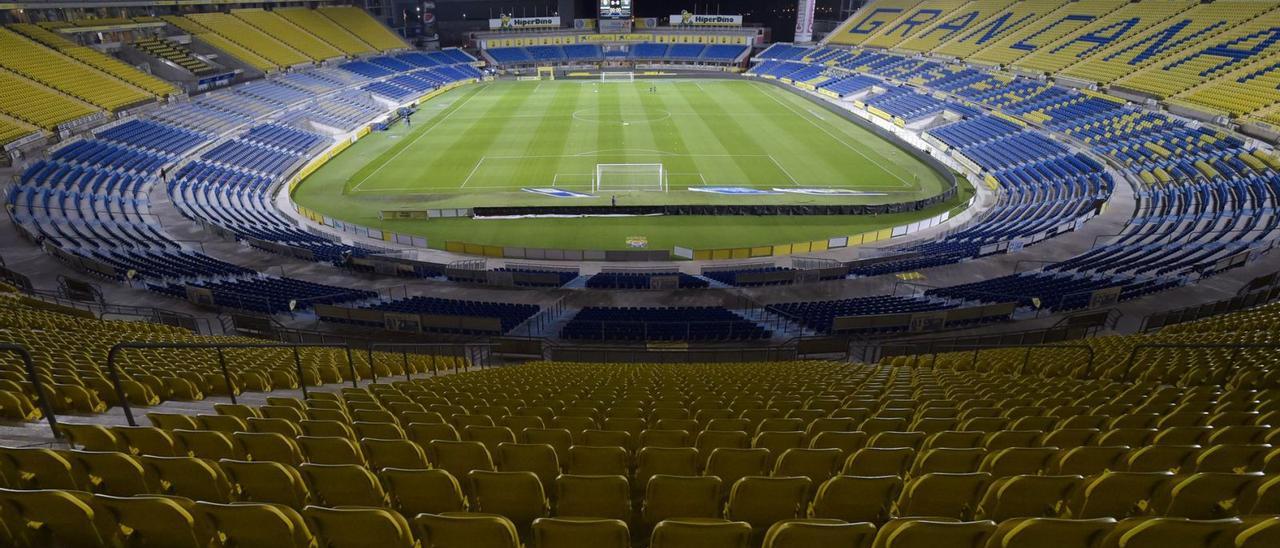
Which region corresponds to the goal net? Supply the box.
[601,72,635,83]
[594,164,667,192]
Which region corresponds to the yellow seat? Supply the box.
[894,473,991,520]
[844,447,914,477]
[0,487,122,547]
[470,470,549,537]
[113,426,182,457]
[429,440,495,497]
[974,474,1082,522]
[531,517,630,548]
[870,519,995,548]
[381,467,468,516]
[984,517,1116,548]
[643,475,723,525]
[650,518,751,548]
[140,455,235,503]
[298,435,365,466]
[69,450,159,497]
[705,448,769,499]
[233,431,305,465]
[498,442,561,494]
[414,512,521,548]
[94,493,214,548]
[1064,471,1173,519]
[299,462,387,507]
[362,438,431,471]
[0,447,83,490]
[567,445,629,476]
[555,474,630,523]
[219,459,311,509]
[303,505,417,548]
[725,476,811,542]
[810,475,902,524]
[173,429,244,461]
[761,519,876,548]
[59,424,122,452]
[1097,517,1241,548]
[195,501,316,548]
[1236,516,1280,548]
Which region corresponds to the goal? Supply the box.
[593,163,667,192]
[601,72,635,83]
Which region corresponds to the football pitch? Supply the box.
[291,79,968,252]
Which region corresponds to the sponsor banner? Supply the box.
[773,188,888,196]
[794,0,816,42]
[574,19,598,30]
[523,188,595,198]
[671,12,743,26]
[634,17,660,29]
[688,187,779,195]
[489,15,561,30]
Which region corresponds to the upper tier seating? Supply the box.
[8,23,177,98]
[585,272,710,290]
[767,296,959,334]
[0,27,153,112]
[232,8,344,62]
[317,6,409,52]
[969,0,1128,65]
[484,43,747,66]
[928,0,1068,59]
[1115,9,1280,108]
[162,15,277,73]
[276,6,378,56]
[0,69,97,130]
[1011,0,1195,75]
[560,307,771,342]
[1057,0,1274,85]
[186,12,312,69]
[894,0,1022,53]
[336,296,541,335]
[132,37,218,76]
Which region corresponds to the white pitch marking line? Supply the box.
[459,156,487,188]
[768,155,801,187]
[351,85,488,192]
[753,84,915,189]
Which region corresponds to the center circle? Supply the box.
[572,108,672,125]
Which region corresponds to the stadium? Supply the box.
[0,0,1280,546]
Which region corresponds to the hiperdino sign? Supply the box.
[670,12,743,26]
[489,15,561,30]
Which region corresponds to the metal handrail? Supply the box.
[899,342,1095,378]
[105,342,356,426]
[0,343,60,439]
[1120,342,1280,383]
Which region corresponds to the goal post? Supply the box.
[601,71,635,83]
[537,66,555,80]
[593,163,667,192]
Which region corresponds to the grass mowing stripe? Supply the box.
[346,85,486,193]
[291,79,965,251]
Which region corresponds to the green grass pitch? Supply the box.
[291,78,968,252]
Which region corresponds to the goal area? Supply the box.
[600,72,635,83]
[593,163,667,192]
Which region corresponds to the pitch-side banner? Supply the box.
[671,12,743,27]
[489,16,561,30]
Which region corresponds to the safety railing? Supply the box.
[105,342,356,426]
[894,342,1096,378]
[366,342,499,382]
[0,343,60,439]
